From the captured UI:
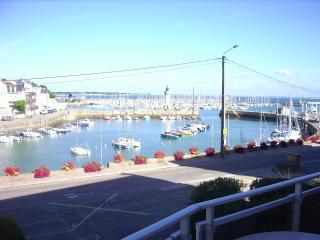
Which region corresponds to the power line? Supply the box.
[226,58,320,95]
[19,58,220,81]
[45,61,220,85]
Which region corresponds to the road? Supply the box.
[0,144,320,240]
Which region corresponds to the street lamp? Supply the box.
[220,44,239,158]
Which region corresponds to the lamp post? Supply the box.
[220,45,239,158]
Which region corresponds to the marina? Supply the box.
[0,109,279,174]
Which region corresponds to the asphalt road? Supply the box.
[1,145,320,240]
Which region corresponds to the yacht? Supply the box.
[79,118,94,127]
[160,131,182,139]
[38,127,57,136]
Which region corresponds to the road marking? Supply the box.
[72,193,118,230]
[49,202,149,216]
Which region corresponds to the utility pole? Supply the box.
[220,56,226,157]
[220,45,239,158]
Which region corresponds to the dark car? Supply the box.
[1,116,14,121]
[47,108,57,113]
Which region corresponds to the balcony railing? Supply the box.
[123,172,320,240]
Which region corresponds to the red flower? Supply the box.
[174,151,184,160]
[205,147,215,156]
[154,151,165,159]
[189,147,199,155]
[33,166,50,178]
[61,161,75,171]
[247,141,256,149]
[83,161,102,173]
[113,154,124,163]
[234,144,245,153]
[133,155,147,165]
[4,167,20,176]
[270,140,278,146]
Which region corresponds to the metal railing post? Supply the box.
[292,182,302,231]
[180,216,192,240]
[205,207,215,240]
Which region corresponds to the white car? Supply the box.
[40,109,48,115]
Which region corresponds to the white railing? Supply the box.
[123,172,320,240]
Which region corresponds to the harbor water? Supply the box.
[0,110,277,174]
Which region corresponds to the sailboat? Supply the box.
[70,128,91,156]
[268,97,301,142]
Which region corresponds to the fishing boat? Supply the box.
[38,127,57,136]
[160,131,182,139]
[19,129,42,138]
[112,137,141,149]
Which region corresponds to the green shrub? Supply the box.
[190,178,247,238]
[191,177,245,203]
[0,216,25,240]
[249,178,293,204]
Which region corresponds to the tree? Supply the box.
[49,92,56,99]
[11,100,26,114]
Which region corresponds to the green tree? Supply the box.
[49,92,56,99]
[12,100,26,114]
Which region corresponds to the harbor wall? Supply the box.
[0,111,69,133]
[0,109,198,133]
[69,109,198,119]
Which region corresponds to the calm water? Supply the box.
[0,110,277,174]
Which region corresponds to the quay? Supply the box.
[0,109,198,133]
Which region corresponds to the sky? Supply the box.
[1,0,320,97]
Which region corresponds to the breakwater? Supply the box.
[70,109,198,119]
[0,109,198,133]
[0,110,69,133]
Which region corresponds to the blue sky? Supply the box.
[1,0,320,96]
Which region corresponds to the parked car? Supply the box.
[47,108,57,114]
[40,109,48,115]
[1,115,14,121]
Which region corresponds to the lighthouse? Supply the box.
[164,86,171,110]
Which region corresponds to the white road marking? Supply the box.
[72,193,118,230]
[49,202,149,216]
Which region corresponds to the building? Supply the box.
[0,79,52,116]
[164,86,171,110]
[0,81,10,116]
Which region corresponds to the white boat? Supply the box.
[20,129,42,138]
[125,115,132,120]
[38,127,57,136]
[116,116,123,121]
[160,116,167,120]
[79,118,94,127]
[8,136,21,142]
[268,98,301,142]
[70,147,91,156]
[133,116,139,120]
[112,137,141,149]
[63,124,78,131]
[0,134,12,143]
[144,115,150,120]
[70,129,91,156]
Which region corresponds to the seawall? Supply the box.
[0,109,198,133]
